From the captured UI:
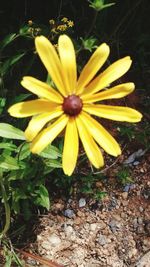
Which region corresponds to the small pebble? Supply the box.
[137,225,144,234]
[144,221,150,235]
[98,234,109,246]
[137,217,143,224]
[79,198,86,208]
[124,184,131,192]
[139,206,144,212]
[64,209,75,218]
[90,223,97,231]
[122,192,128,200]
[48,234,61,246]
[64,225,74,237]
[109,219,121,233]
[133,161,140,166]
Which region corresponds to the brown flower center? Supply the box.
[63,94,83,116]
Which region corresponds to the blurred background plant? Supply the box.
[0,0,149,264]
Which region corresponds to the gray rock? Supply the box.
[64,208,75,218]
[98,234,110,246]
[137,225,145,234]
[136,251,150,267]
[139,206,144,212]
[144,221,150,235]
[137,217,143,224]
[124,149,146,165]
[79,198,86,208]
[64,225,74,236]
[109,219,121,233]
[133,218,138,229]
[124,183,135,192]
[47,233,61,246]
[90,223,97,231]
[133,161,140,166]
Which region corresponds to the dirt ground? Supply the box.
[21,142,150,267]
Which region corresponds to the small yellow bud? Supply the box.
[28,20,33,26]
[49,19,55,25]
[61,17,68,23]
[57,24,67,31]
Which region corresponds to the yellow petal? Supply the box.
[76,115,104,168]
[80,111,121,156]
[8,99,60,118]
[31,114,68,154]
[82,83,135,103]
[77,43,110,94]
[35,36,67,96]
[58,35,77,94]
[83,56,132,96]
[62,117,79,175]
[25,109,63,141]
[21,76,63,103]
[83,104,142,122]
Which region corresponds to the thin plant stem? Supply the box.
[86,10,98,38]
[111,0,143,37]
[0,176,11,239]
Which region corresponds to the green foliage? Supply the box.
[0,123,25,140]
[0,97,6,114]
[116,167,133,186]
[88,0,115,12]
[80,37,98,52]
[1,53,26,77]
[118,122,150,148]
[0,136,62,223]
[0,33,18,51]
[2,240,23,267]
[79,174,107,200]
[117,125,136,141]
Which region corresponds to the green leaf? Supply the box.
[0,156,25,170]
[0,33,17,51]
[0,97,6,107]
[4,254,12,267]
[45,159,62,168]
[13,93,31,104]
[34,185,50,210]
[80,37,98,52]
[0,143,17,151]
[39,144,62,159]
[16,143,31,160]
[19,25,31,36]
[88,0,115,11]
[0,123,25,140]
[1,52,25,76]
[0,97,6,114]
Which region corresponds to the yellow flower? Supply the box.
[67,20,74,27]
[8,35,142,176]
[57,24,68,31]
[61,17,68,23]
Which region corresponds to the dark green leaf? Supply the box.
[0,33,17,51]
[1,52,25,76]
[34,185,50,210]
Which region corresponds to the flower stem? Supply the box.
[86,10,98,38]
[0,174,11,239]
